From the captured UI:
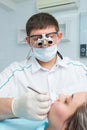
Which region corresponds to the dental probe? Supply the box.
[27,86,52,103]
[27,86,41,94]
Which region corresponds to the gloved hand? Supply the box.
[11,91,51,120]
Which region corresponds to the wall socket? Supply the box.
[80,44,87,57]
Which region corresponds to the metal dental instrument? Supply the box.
[27,86,52,103]
[37,36,53,47]
[27,86,41,94]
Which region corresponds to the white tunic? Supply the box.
[0,56,87,102]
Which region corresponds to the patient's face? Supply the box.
[48,92,87,129]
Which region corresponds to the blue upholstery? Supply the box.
[0,118,46,130]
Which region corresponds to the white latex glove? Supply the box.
[11,91,51,120]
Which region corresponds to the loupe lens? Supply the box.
[48,40,53,44]
[38,42,43,46]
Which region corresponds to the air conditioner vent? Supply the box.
[36,0,79,12]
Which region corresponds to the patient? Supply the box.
[66,103,87,130]
[43,92,87,130]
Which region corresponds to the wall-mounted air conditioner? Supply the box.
[36,0,79,12]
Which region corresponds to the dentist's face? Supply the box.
[48,92,87,129]
[26,26,62,48]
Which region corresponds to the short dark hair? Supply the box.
[26,12,59,36]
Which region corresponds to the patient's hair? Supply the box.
[26,12,59,36]
[66,103,87,130]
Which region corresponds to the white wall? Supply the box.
[0,0,87,71]
[0,0,36,71]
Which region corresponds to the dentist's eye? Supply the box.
[46,32,58,38]
[30,35,42,41]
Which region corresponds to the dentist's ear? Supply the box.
[57,32,62,43]
[26,36,31,46]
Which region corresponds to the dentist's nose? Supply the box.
[43,40,48,46]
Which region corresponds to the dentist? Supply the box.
[0,12,87,121]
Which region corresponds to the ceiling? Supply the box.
[0,0,30,11]
[11,0,29,3]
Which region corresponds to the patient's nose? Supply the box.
[59,94,66,102]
